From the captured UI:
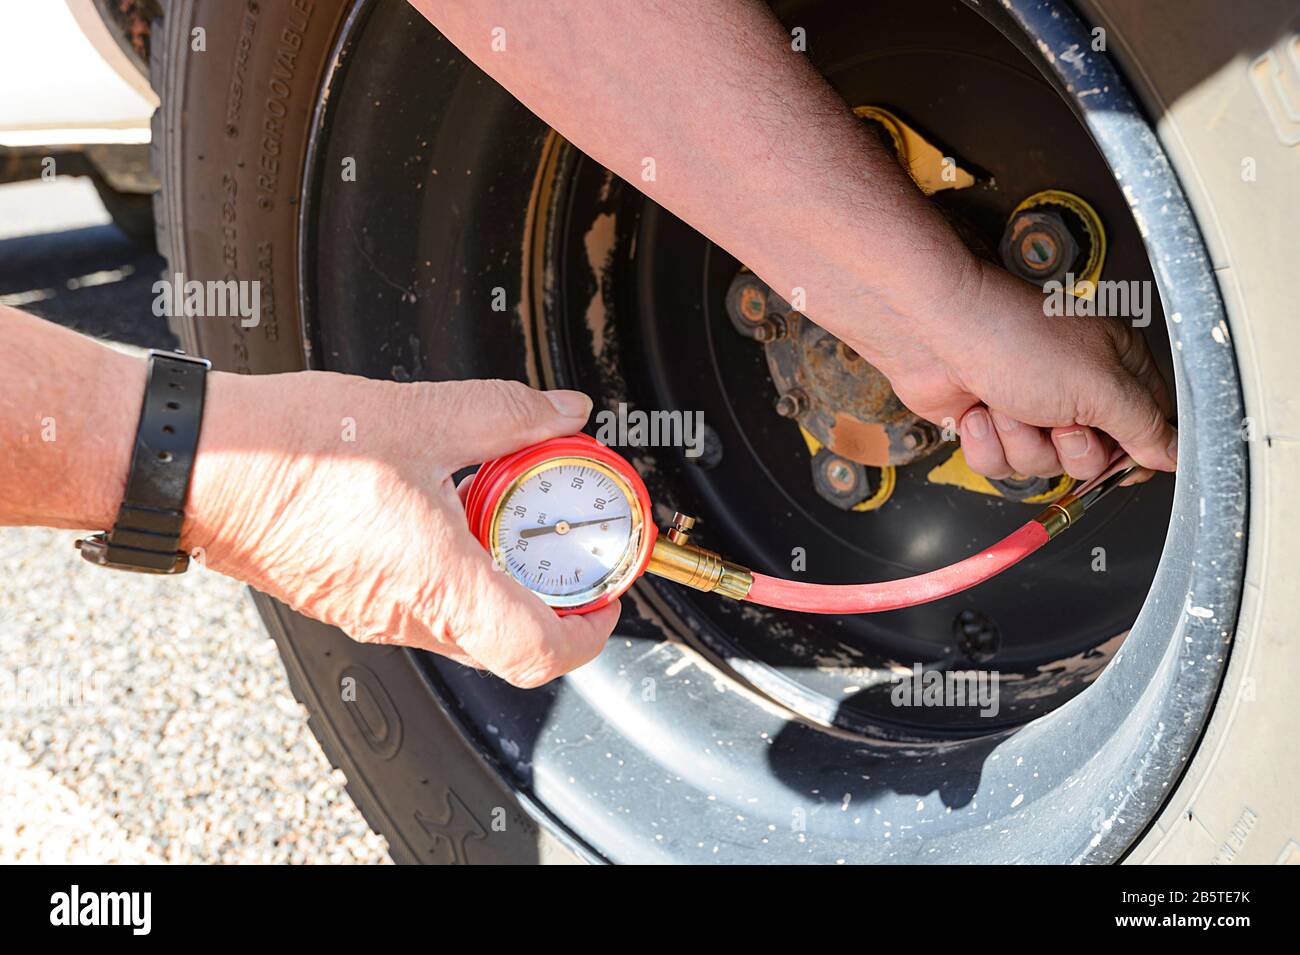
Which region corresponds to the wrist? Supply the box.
[824,248,983,384]
[180,370,299,575]
[79,346,149,532]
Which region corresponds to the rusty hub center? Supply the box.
[725,273,943,469]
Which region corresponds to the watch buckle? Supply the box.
[75,533,190,574]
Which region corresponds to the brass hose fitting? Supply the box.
[1031,456,1139,539]
[645,514,753,600]
[1032,495,1085,539]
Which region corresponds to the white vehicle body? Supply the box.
[0,0,155,147]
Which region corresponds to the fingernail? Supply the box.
[1167,431,1179,463]
[546,390,592,419]
[1056,429,1090,459]
[991,411,1017,433]
[966,409,990,439]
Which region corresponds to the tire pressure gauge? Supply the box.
[464,434,1136,617]
[464,435,657,615]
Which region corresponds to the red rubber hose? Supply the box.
[744,520,1050,614]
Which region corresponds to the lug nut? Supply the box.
[989,474,1054,502]
[754,314,786,343]
[954,609,1000,663]
[738,284,767,324]
[825,458,857,493]
[809,448,877,510]
[901,426,931,451]
[999,207,1083,286]
[775,390,807,418]
[1019,229,1060,271]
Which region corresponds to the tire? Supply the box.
[151,0,1296,863]
[1075,0,1300,865]
[150,0,583,864]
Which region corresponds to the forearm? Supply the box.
[409,0,974,369]
[0,305,291,575]
[0,305,145,532]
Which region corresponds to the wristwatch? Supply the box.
[76,349,211,573]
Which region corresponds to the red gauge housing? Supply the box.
[463,434,656,615]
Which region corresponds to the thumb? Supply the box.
[435,379,593,469]
[1082,321,1177,472]
[443,537,617,688]
[1087,369,1178,472]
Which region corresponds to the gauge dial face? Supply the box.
[489,456,644,608]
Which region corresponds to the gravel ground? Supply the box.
[0,179,391,863]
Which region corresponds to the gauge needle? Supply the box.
[519,515,628,539]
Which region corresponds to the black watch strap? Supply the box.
[77,350,211,574]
